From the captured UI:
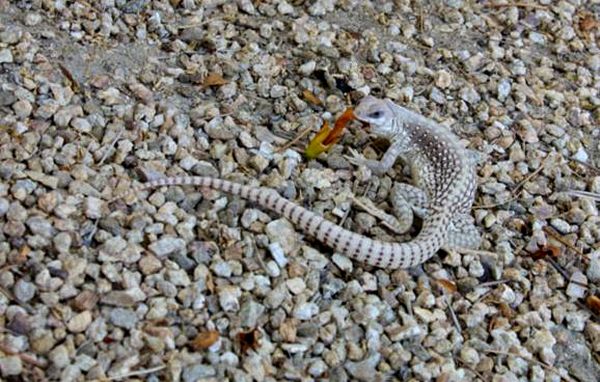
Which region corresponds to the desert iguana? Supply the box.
[120,96,480,268]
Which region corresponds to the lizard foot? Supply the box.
[351,195,412,235]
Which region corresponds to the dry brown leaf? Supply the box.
[237,328,260,354]
[191,330,220,350]
[586,295,600,315]
[488,315,509,331]
[203,73,228,87]
[580,14,598,32]
[435,278,458,293]
[498,302,515,319]
[206,272,215,294]
[531,245,560,260]
[302,89,322,106]
[14,245,30,264]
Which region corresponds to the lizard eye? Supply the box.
[368,110,383,119]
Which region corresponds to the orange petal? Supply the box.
[323,107,355,145]
[305,108,355,159]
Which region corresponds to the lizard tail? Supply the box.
[124,176,449,269]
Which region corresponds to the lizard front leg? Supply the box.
[345,140,406,176]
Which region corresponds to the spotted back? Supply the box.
[388,109,475,215]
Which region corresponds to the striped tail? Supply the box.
[132,176,449,269]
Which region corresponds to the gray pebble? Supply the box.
[265,219,299,253]
[239,300,265,328]
[67,311,92,333]
[53,105,83,127]
[345,353,380,381]
[299,60,316,76]
[497,79,511,99]
[109,308,138,329]
[550,218,572,234]
[587,252,600,282]
[49,344,70,369]
[24,13,42,26]
[459,86,481,104]
[270,85,287,98]
[14,279,36,302]
[0,355,22,376]
[149,236,186,257]
[0,48,13,63]
[0,198,9,216]
[12,99,32,118]
[85,197,103,219]
[0,90,16,105]
[268,242,288,268]
[212,261,232,278]
[219,285,241,312]
[26,216,55,238]
[293,302,319,320]
[183,364,216,382]
[566,271,587,299]
[167,269,191,286]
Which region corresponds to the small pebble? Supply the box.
[109,308,138,329]
[331,254,352,272]
[293,302,319,320]
[0,49,13,63]
[67,311,92,333]
[566,272,587,299]
[14,279,36,302]
[0,356,22,376]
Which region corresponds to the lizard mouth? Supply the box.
[352,118,373,131]
[351,113,374,129]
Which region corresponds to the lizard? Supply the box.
[117,96,480,269]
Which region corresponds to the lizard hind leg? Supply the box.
[444,214,481,249]
[352,182,430,235]
[351,195,412,235]
[391,182,429,219]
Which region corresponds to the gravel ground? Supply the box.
[0,0,599,381]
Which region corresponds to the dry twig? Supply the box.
[564,190,600,202]
[92,364,166,382]
[485,3,548,10]
[542,226,585,258]
[512,156,550,196]
[275,125,314,154]
[97,128,124,166]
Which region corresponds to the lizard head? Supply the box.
[353,95,395,136]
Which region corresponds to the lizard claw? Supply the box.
[345,148,389,175]
[344,148,366,167]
